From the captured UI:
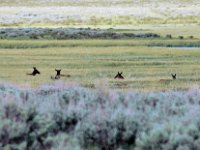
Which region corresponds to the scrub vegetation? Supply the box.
[0,83,200,150]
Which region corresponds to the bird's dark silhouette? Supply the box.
[114,72,124,79]
[27,67,40,76]
[171,74,176,80]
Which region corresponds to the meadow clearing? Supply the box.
[0,37,200,91]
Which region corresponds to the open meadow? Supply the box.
[0,38,200,91]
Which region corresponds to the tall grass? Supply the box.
[0,82,200,149]
[0,39,200,49]
[0,40,199,91]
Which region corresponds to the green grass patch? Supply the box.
[0,39,199,91]
[0,39,200,49]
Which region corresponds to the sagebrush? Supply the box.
[0,82,200,150]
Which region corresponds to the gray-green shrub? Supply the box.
[0,83,199,149]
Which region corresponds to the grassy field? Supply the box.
[0,39,199,91]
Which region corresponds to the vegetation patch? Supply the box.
[0,83,199,149]
[0,28,161,40]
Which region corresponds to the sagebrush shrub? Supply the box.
[0,83,200,150]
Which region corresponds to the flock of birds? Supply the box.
[27,67,177,80]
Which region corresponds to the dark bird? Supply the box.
[171,73,176,80]
[114,72,124,79]
[27,67,40,76]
